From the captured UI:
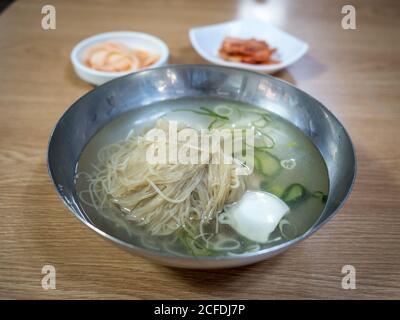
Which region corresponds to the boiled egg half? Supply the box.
[219,191,290,243]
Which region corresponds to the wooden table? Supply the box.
[1,0,399,299]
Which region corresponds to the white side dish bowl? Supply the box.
[189,19,309,73]
[71,31,169,85]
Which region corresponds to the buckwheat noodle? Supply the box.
[81,119,246,238]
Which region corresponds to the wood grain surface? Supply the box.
[0,0,399,299]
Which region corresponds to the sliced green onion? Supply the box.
[199,106,229,120]
[173,107,229,120]
[208,118,228,130]
[214,105,234,117]
[253,131,275,149]
[212,238,241,251]
[279,219,298,240]
[280,158,296,170]
[253,117,268,128]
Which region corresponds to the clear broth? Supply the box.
[75,97,329,257]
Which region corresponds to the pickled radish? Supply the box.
[83,41,159,72]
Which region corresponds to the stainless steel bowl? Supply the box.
[48,65,356,269]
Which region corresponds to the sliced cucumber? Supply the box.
[254,150,281,177]
[281,183,308,205]
[312,191,328,204]
[262,182,328,207]
[262,183,285,198]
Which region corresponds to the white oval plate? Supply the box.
[189,19,308,73]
